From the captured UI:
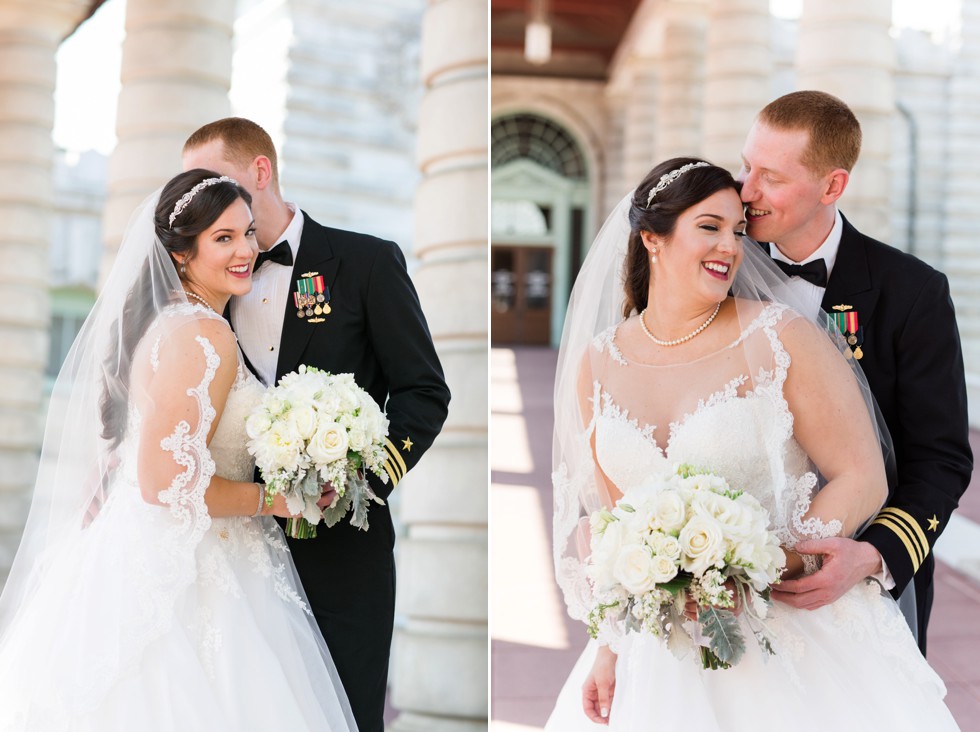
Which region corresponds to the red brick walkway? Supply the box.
[491,346,980,731]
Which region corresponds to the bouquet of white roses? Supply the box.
[245,366,389,538]
[587,463,786,670]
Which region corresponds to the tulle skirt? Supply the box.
[0,489,354,731]
[546,581,959,731]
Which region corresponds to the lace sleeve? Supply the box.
[134,316,239,540]
[773,316,888,570]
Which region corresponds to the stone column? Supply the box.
[796,0,895,240]
[0,0,90,586]
[653,2,707,162]
[702,0,772,174]
[389,1,487,730]
[620,56,659,191]
[941,0,980,421]
[273,0,424,243]
[601,89,629,216]
[100,0,235,280]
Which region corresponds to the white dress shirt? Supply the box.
[231,202,304,387]
[769,208,895,590]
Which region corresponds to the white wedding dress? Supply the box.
[547,304,959,731]
[0,306,354,731]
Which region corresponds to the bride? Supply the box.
[0,170,356,730]
[547,158,959,730]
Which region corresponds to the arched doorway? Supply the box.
[491,113,590,347]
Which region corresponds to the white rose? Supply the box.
[613,544,657,595]
[245,412,272,439]
[347,427,368,452]
[649,533,682,561]
[679,515,726,576]
[692,491,754,541]
[307,422,350,464]
[288,405,319,441]
[651,491,687,533]
[649,554,679,584]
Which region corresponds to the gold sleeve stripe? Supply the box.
[384,459,401,486]
[386,439,408,476]
[870,514,922,571]
[384,454,404,482]
[879,507,930,558]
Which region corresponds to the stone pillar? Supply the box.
[0,0,90,586]
[796,0,895,240]
[620,56,659,190]
[100,0,235,280]
[702,0,772,174]
[942,0,980,422]
[653,2,707,162]
[273,0,424,243]
[602,90,629,216]
[390,1,487,730]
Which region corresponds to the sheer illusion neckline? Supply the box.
[595,370,759,456]
[608,302,781,369]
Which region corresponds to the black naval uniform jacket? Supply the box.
[822,214,972,654]
[242,212,450,732]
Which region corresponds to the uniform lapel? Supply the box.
[275,212,338,383]
[820,214,880,325]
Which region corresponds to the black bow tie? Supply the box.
[254,241,293,271]
[771,257,828,288]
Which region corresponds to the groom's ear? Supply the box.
[253,155,275,191]
[820,169,849,205]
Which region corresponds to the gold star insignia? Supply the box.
[927,515,939,532]
[402,437,413,452]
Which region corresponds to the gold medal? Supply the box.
[854,346,863,360]
[322,303,331,314]
[314,305,323,315]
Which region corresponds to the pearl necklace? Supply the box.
[182,290,217,314]
[639,301,722,347]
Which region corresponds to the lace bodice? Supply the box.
[592,368,810,526]
[209,365,264,482]
[590,304,830,549]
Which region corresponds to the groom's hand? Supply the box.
[771,537,883,610]
[317,483,338,510]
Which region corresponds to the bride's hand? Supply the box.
[683,580,743,621]
[262,490,304,519]
[582,645,616,725]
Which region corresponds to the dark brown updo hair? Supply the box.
[99,170,252,448]
[623,157,740,317]
[154,168,253,269]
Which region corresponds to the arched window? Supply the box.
[491,114,586,180]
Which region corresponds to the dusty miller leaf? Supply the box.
[699,606,745,666]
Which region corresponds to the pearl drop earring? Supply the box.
[650,250,658,264]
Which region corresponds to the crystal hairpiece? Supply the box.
[645,161,712,208]
[169,176,239,228]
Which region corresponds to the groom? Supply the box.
[183,118,451,730]
[739,90,973,653]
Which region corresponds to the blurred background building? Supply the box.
[490,0,980,431]
[0,0,487,729]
